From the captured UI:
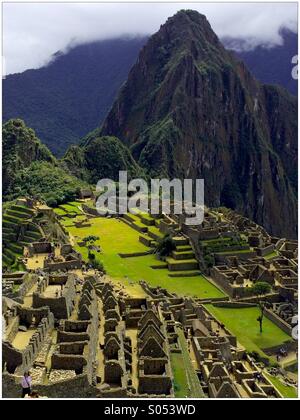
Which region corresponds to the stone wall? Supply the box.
[264,308,293,336]
[3,311,54,375]
[51,353,87,372]
[215,251,257,264]
[33,275,76,319]
[139,236,154,247]
[4,316,20,343]
[82,203,101,217]
[2,372,98,398]
[44,258,82,272]
[18,274,38,301]
[213,302,256,309]
[138,375,172,395]
[119,251,152,258]
[257,244,275,257]
[27,242,53,256]
[210,267,254,299]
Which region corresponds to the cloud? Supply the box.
[3,2,298,74]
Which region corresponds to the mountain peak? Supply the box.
[165,9,209,25]
[100,13,297,239]
[154,9,221,51]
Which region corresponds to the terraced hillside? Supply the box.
[58,204,225,299]
[123,212,202,277]
[2,202,42,270]
[53,201,83,217]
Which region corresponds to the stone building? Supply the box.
[137,310,173,396]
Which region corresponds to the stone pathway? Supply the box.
[126,329,139,391]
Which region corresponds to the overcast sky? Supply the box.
[3,2,298,75]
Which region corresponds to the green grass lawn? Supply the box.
[59,214,87,227]
[266,374,298,399]
[60,204,82,214]
[53,208,67,216]
[171,353,190,398]
[66,217,225,299]
[264,251,279,260]
[216,249,252,255]
[147,225,165,238]
[206,305,291,357]
[177,329,204,398]
[54,202,83,216]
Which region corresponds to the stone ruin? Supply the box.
[26,242,54,257]
[33,273,77,319]
[3,305,54,375]
[98,282,130,397]
[2,272,36,302]
[137,284,286,399]
[52,278,99,385]
[44,246,82,272]
[190,307,280,398]
[2,266,297,399]
[137,310,172,396]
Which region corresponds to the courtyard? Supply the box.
[205,305,292,356]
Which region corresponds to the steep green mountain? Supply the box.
[3,32,296,158]
[100,10,298,239]
[2,119,87,206]
[63,129,144,184]
[3,38,147,156]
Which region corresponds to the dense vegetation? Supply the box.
[3,119,87,206]
[2,118,144,206]
[3,119,56,198]
[64,131,145,183]
[10,161,87,207]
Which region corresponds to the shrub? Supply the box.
[156,234,176,258]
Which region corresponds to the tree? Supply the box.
[83,235,99,248]
[89,258,105,272]
[251,282,272,334]
[156,234,176,258]
[88,251,96,261]
[204,254,215,268]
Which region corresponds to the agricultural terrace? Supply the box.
[60,212,225,299]
[3,202,42,271]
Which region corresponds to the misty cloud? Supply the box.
[3,2,298,75]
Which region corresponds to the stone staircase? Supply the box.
[121,212,201,277]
